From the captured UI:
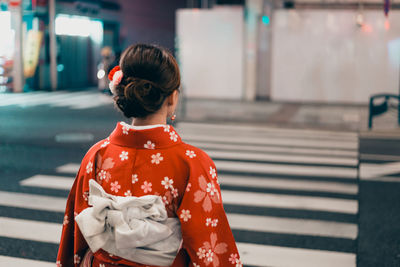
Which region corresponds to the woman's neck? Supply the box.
[132,113,167,126]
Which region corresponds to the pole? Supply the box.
[394,49,400,126]
[11,3,24,93]
[49,0,57,90]
[244,0,263,101]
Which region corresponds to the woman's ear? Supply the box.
[167,90,179,107]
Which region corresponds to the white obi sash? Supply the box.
[75,179,182,266]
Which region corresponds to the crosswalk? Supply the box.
[0,122,359,267]
[0,90,113,109]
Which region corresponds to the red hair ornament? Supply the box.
[108,66,123,95]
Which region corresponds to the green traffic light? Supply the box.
[262,15,270,25]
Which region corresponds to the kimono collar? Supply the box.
[109,122,182,149]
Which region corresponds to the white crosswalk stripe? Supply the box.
[0,256,54,267]
[237,243,356,267]
[0,122,359,266]
[0,90,113,109]
[16,176,358,214]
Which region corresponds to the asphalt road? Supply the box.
[0,90,399,267]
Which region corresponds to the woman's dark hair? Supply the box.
[114,44,181,118]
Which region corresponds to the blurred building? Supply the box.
[0,0,122,92]
[177,0,400,104]
[0,0,186,93]
[2,0,400,106]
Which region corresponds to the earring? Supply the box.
[171,114,176,121]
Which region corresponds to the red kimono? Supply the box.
[57,122,242,267]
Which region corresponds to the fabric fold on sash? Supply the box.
[75,179,182,266]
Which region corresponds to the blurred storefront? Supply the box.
[1,0,121,93]
[0,10,14,92]
[177,0,400,104]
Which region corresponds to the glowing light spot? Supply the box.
[97,69,105,79]
[262,15,270,25]
[384,19,390,30]
[361,24,373,33]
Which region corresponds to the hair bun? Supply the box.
[119,78,164,118]
[113,44,181,118]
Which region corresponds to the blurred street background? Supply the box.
[1,0,400,267]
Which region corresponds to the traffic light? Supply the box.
[261,15,270,25]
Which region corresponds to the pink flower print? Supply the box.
[229,254,238,264]
[56,260,62,267]
[100,140,110,147]
[74,254,81,264]
[186,182,192,192]
[86,161,93,174]
[97,170,109,182]
[161,191,173,214]
[206,249,214,263]
[144,141,155,149]
[180,209,191,222]
[171,187,179,198]
[141,181,152,193]
[63,215,69,226]
[193,264,200,267]
[229,253,242,267]
[186,150,196,158]
[162,195,170,205]
[163,125,171,132]
[122,124,129,135]
[209,166,217,179]
[124,190,132,197]
[95,156,114,184]
[119,151,128,161]
[161,176,174,189]
[151,153,163,164]
[205,218,218,227]
[83,191,89,202]
[97,170,111,183]
[132,174,139,184]
[194,176,221,212]
[197,247,206,260]
[169,131,178,142]
[101,157,115,169]
[110,181,121,193]
[201,233,228,267]
[206,183,218,197]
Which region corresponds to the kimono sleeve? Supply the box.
[176,151,242,267]
[57,156,95,267]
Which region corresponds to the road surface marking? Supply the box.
[360,162,400,180]
[218,175,358,194]
[21,174,358,195]
[237,242,356,267]
[189,141,358,157]
[0,217,61,243]
[55,161,358,179]
[228,213,357,239]
[0,217,356,267]
[177,122,357,138]
[222,190,358,214]
[181,134,358,150]
[0,256,54,267]
[15,176,357,214]
[214,160,357,179]
[207,150,358,166]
